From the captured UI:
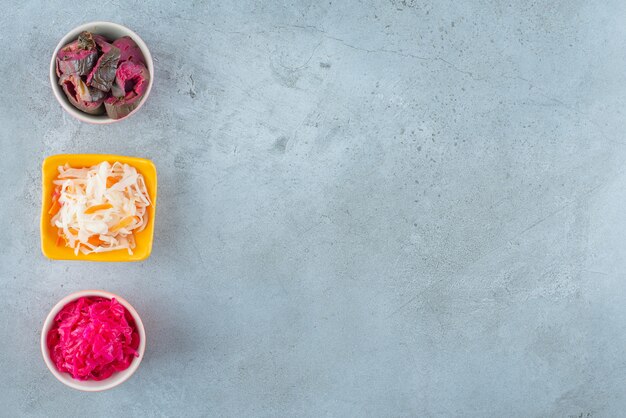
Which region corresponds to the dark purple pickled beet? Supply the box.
[59,74,105,115]
[104,61,150,119]
[86,44,121,92]
[113,36,145,65]
[93,34,114,54]
[55,31,149,117]
[56,32,98,77]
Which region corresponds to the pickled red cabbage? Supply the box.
[46,297,140,381]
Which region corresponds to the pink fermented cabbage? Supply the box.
[46,296,139,381]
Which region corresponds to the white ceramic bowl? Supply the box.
[41,290,146,391]
[50,22,154,124]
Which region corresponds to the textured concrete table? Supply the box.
[1,1,625,416]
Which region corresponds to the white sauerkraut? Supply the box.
[50,161,151,255]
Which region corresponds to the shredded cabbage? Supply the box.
[46,297,140,381]
[49,161,151,255]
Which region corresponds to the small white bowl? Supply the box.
[41,290,146,391]
[50,22,154,124]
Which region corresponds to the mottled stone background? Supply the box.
[1,0,625,416]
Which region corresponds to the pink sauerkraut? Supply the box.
[46,296,140,381]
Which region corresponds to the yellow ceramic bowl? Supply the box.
[41,154,157,262]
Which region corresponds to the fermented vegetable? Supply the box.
[46,296,139,381]
[49,161,151,255]
[56,32,98,77]
[104,61,150,119]
[58,73,105,115]
[55,31,149,118]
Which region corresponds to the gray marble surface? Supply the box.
[1,0,626,416]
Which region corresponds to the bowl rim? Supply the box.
[40,153,157,262]
[40,289,146,391]
[49,21,154,124]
